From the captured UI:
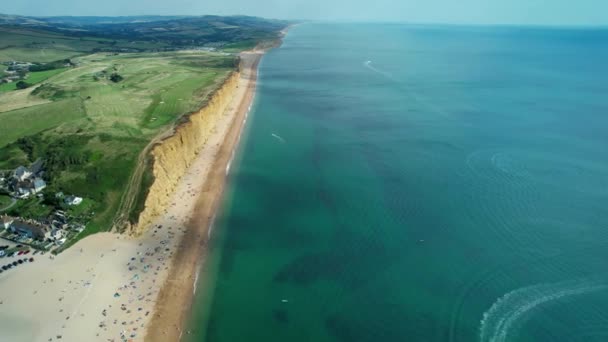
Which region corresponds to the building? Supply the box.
[15,182,32,198]
[13,177,46,198]
[13,166,32,181]
[1,216,14,229]
[33,178,46,193]
[9,220,50,240]
[30,158,44,175]
[49,228,64,240]
[65,195,83,206]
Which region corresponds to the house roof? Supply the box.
[12,220,49,231]
[30,158,44,174]
[14,166,30,177]
[1,216,14,225]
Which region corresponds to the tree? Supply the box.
[109,73,123,83]
[16,81,30,89]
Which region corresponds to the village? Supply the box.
[0,59,74,89]
[0,61,32,84]
[0,160,87,256]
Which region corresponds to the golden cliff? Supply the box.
[130,71,240,235]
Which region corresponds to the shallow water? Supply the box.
[186,23,608,342]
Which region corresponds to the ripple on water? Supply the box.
[463,149,541,254]
[465,148,608,196]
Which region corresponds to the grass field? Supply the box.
[0,68,68,92]
[0,195,13,209]
[0,27,168,63]
[0,50,235,239]
[6,197,53,219]
[0,98,84,147]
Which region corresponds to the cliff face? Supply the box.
[130,72,240,235]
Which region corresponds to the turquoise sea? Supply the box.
[187,23,608,342]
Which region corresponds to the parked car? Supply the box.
[23,250,30,255]
[29,258,34,262]
[12,261,18,266]
[17,259,23,264]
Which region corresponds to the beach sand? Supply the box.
[145,51,263,342]
[0,51,262,342]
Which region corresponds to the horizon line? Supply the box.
[1,12,607,29]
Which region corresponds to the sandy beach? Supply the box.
[145,51,263,342]
[0,51,263,342]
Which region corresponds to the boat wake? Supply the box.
[479,280,607,342]
[363,60,394,80]
[271,133,286,143]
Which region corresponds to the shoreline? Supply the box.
[144,50,263,342]
[0,50,264,342]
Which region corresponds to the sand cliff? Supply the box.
[131,71,240,235]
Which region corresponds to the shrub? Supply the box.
[16,81,30,89]
[109,73,123,83]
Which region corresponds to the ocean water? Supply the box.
[186,23,608,342]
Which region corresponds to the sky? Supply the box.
[4,0,608,26]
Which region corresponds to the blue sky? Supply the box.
[4,0,608,26]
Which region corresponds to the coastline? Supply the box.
[0,50,264,342]
[144,50,263,342]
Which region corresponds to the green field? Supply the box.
[0,27,168,63]
[0,194,13,209]
[0,68,68,93]
[0,98,84,147]
[0,50,235,238]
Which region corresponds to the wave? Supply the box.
[208,212,217,239]
[193,268,200,295]
[271,133,286,143]
[479,280,607,342]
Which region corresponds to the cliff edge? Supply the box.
[129,71,240,235]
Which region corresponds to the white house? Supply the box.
[65,195,83,206]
